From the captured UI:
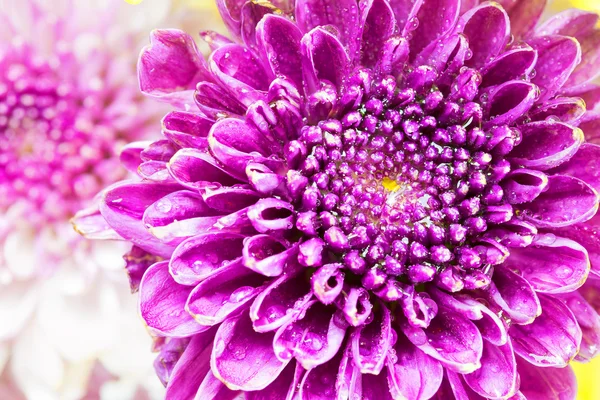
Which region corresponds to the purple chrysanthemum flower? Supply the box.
[78,0,600,398]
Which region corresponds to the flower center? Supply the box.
[291,66,518,291]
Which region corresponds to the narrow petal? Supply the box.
[519,175,599,228]
[186,262,267,326]
[139,29,209,107]
[505,0,546,39]
[246,361,298,400]
[517,359,577,400]
[536,8,598,39]
[509,121,584,171]
[209,118,283,178]
[167,148,240,190]
[402,308,483,373]
[139,261,208,337]
[505,234,590,294]
[169,232,245,286]
[490,266,541,324]
[528,35,581,102]
[559,290,600,361]
[162,111,212,150]
[216,0,244,39]
[295,0,361,60]
[362,371,394,400]
[387,0,422,34]
[202,186,260,213]
[457,3,510,68]
[212,310,288,391]
[250,274,312,333]
[351,304,393,374]
[298,351,342,399]
[194,81,246,118]
[481,46,537,88]
[194,371,239,400]
[387,333,443,400]
[100,181,180,258]
[501,169,548,205]
[552,143,600,193]
[165,330,216,399]
[209,44,270,106]
[510,294,582,367]
[485,81,537,127]
[429,289,507,346]
[243,234,298,276]
[300,27,351,92]
[360,0,397,68]
[410,0,460,58]
[463,339,518,399]
[273,303,347,369]
[143,190,222,242]
[256,15,304,89]
[565,31,600,89]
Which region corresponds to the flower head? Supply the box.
[83,0,600,398]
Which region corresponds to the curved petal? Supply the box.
[559,290,600,362]
[510,294,582,367]
[401,308,483,374]
[505,234,590,294]
[186,262,267,326]
[300,27,350,93]
[139,261,208,337]
[194,371,239,400]
[169,232,245,286]
[167,148,240,190]
[142,190,222,242]
[242,235,298,277]
[410,0,460,58]
[298,351,342,399]
[490,266,541,324]
[194,81,246,119]
[463,339,518,399]
[485,81,537,127]
[529,97,586,125]
[387,333,443,400]
[202,186,260,213]
[256,15,304,90]
[509,121,584,171]
[246,361,298,400]
[250,273,312,333]
[165,329,216,399]
[212,310,288,391]
[458,2,510,68]
[295,0,360,60]
[505,0,546,39]
[565,30,600,89]
[209,118,283,178]
[247,198,295,233]
[528,35,581,102]
[536,9,598,40]
[519,175,599,228]
[273,303,347,369]
[351,304,393,375]
[501,169,548,205]
[162,111,212,150]
[517,359,577,400]
[360,0,397,68]
[552,143,600,193]
[138,29,209,108]
[481,46,537,88]
[100,181,180,258]
[209,44,269,106]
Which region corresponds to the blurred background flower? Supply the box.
[0,0,224,399]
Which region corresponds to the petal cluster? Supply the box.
[83,0,600,399]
